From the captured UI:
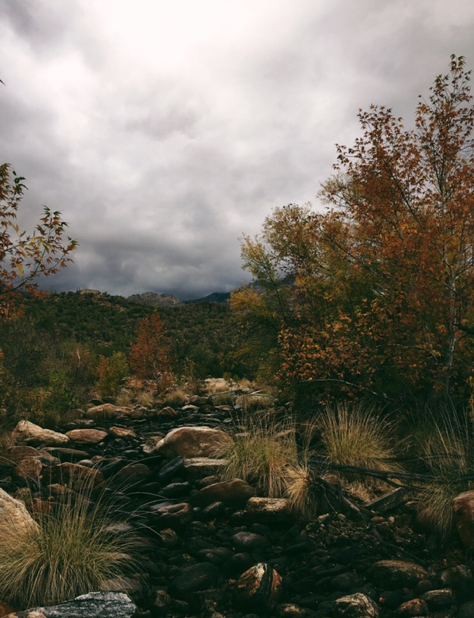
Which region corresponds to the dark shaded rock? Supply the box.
[332,593,379,618]
[370,560,428,590]
[396,598,428,616]
[191,479,256,507]
[234,563,283,614]
[151,589,172,616]
[223,553,254,577]
[161,482,191,498]
[194,547,233,565]
[42,463,104,490]
[158,457,184,483]
[420,588,455,610]
[150,502,194,530]
[0,446,40,468]
[439,565,474,598]
[168,563,221,598]
[232,531,271,551]
[13,457,42,484]
[459,600,474,618]
[378,590,404,609]
[109,463,150,489]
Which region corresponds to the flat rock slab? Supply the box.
[9,591,136,618]
[12,421,69,447]
[86,404,130,418]
[183,458,228,479]
[370,560,429,589]
[65,429,108,444]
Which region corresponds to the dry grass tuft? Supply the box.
[318,402,401,485]
[163,388,188,408]
[410,410,472,539]
[236,392,274,413]
[219,411,299,497]
[0,488,140,608]
[212,391,235,406]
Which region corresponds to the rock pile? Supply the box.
[0,398,473,617]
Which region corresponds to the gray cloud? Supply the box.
[1,0,474,299]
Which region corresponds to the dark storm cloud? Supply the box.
[1,0,474,299]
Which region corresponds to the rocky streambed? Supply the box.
[0,398,473,618]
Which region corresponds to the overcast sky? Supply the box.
[1,1,474,299]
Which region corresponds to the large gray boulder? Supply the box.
[149,426,232,458]
[12,421,69,447]
[9,592,136,618]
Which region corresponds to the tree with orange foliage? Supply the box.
[0,164,77,319]
[232,56,474,407]
[129,312,174,389]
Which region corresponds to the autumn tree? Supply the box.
[129,312,174,389]
[232,56,474,408]
[96,352,129,398]
[0,164,77,319]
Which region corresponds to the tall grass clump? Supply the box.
[411,408,473,539]
[318,402,401,484]
[220,410,299,497]
[0,488,140,608]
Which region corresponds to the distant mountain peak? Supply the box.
[127,291,182,308]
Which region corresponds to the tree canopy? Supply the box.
[232,56,474,409]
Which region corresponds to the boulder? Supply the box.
[0,446,40,468]
[42,463,104,490]
[454,490,474,547]
[108,463,150,489]
[0,487,39,534]
[11,591,136,618]
[13,457,42,484]
[149,426,232,458]
[235,497,293,523]
[235,563,282,614]
[191,479,256,507]
[12,421,69,447]
[108,427,137,440]
[370,560,429,589]
[169,563,221,598]
[65,429,108,445]
[86,404,129,419]
[149,502,194,530]
[333,593,379,618]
